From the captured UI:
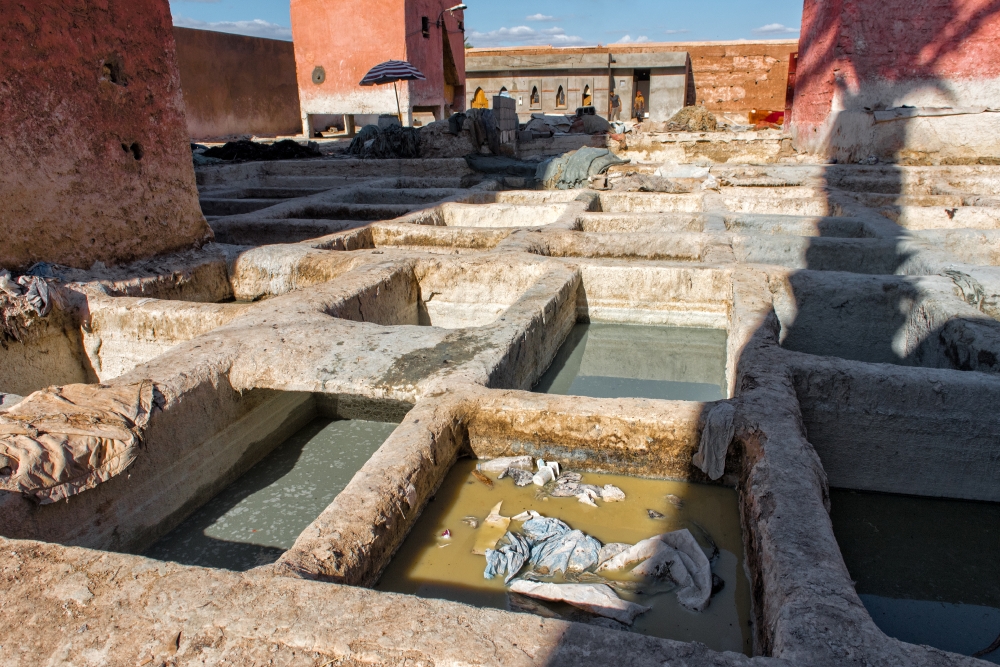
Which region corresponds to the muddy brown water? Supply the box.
[378,459,752,654]
[144,418,397,571]
[831,490,1000,663]
[533,323,728,401]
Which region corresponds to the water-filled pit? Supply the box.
[830,489,1000,663]
[145,418,397,571]
[378,459,751,654]
[533,323,727,401]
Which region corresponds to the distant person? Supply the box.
[609,91,622,121]
[634,91,646,120]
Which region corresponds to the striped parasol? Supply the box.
[360,60,426,123]
[359,60,426,86]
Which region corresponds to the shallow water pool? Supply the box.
[831,489,1000,663]
[378,459,751,654]
[533,323,727,401]
[145,418,397,571]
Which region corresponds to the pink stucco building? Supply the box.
[290,0,467,133]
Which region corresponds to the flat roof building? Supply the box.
[465,47,690,122]
[466,41,799,124]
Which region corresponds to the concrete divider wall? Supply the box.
[173,27,302,140]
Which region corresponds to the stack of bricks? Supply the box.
[492,96,519,145]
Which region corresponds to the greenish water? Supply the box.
[830,490,1000,663]
[144,418,397,571]
[534,323,727,401]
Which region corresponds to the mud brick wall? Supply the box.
[291,0,466,124]
[615,41,798,117]
[0,0,211,271]
[173,27,302,140]
[683,42,798,116]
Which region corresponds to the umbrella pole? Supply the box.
[394,81,402,125]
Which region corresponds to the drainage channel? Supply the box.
[830,489,1000,663]
[145,418,398,571]
[534,323,728,401]
[378,458,751,654]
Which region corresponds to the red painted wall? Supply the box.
[0,0,210,271]
[291,0,466,121]
[405,0,467,110]
[792,0,1000,142]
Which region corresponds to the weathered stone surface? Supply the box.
[3,135,1000,667]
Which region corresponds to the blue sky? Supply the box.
[169,0,804,45]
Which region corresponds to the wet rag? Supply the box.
[508,580,650,625]
[597,528,713,612]
[536,147,629,190]
[693,401,736,480]
[0,382,156,504]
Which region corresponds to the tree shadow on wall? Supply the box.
[724,0,1000,661]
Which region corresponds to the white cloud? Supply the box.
[664,29,690,35]
[526,13,555,21]
[468,25,588,47]
[171,16,292,40]
[616,35,650,43]
[752,23,800,35]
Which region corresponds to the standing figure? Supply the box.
[633,90,646,121]
[609,91,622,121]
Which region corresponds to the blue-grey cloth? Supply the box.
[484,532,531,583]
[529,529,602,574]
[521,517,572,542]
[485,517,603,582]
[535,148,629,190]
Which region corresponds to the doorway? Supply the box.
[441,24,461,112]
[633,69,651,120]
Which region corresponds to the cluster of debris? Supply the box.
[0,265,57,343]
[348,124,422,159]
[192,140,322,165]
[457,457,724,628]
[665,106,719,132]
[523,112,612,138]
[477,457,626,505]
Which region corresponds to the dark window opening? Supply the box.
[556,86,567,108]
[422,17,430,38]
[530,86,540,108]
